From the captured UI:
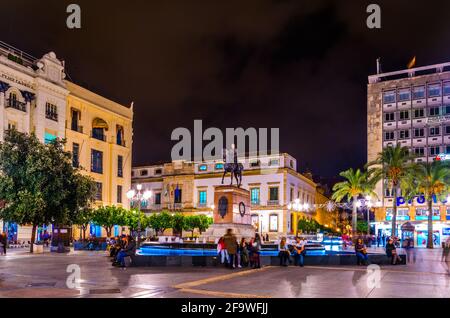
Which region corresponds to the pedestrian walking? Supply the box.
[442,238,450,262]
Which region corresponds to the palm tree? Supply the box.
[412,161,450,248]
[332,168,376,237]
[367,144,416,238]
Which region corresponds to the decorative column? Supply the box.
[21,91,35,134]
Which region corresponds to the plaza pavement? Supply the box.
[1,248,450,298]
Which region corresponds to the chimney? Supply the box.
[376,58,382,74]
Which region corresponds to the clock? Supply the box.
[239,202,246,217]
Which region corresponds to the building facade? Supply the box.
[0,41,133,241]
[367,61,450,247]
[131,153,319,239]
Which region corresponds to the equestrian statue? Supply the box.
[221,144,244,187]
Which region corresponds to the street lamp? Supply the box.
[126,184,152,247]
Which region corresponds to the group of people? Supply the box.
[277,237,306,267]
[108,235,137,268]
[354,236,404,265]
[217,229,262,269]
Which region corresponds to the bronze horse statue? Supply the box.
[221,150,243,187]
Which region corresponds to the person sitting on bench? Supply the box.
[355,238,369,265]
[113,235,136,268]
[385,238,402,265]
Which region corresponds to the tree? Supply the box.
[171,213,185,236]
[148,211,173,235]
[332,168,376,238]
[73,208,94,240]
[92,206,126,237]
[197,214,213,234]
[367,144,416,237]
[0,130,96,253]
[411,161,450,248]
[124,208,150,233]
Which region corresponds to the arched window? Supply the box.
[92,118,108,141]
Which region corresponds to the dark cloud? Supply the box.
[2,0,450,178]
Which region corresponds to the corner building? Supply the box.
[367,61,450,247]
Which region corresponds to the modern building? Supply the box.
[367,61,450,247]
[0,41,133,241]
[131,153,322,239]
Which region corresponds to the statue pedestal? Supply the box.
[201,185,255,242]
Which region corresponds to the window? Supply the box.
[429,146,440,156]
[414,128,425,138]
[289,160,294,168]
[386,208,409,221]
[269,187,279,201]
[116,125,125,146]
[198,190,207,205]
[72,143,80,168]
[384,187,392,197]
[251,188,260,205]
[384,112,395,122]
[290,188,294,201]
[429,106,441,117]
[398,130,409,139]
[446,146,450,154]
[117,155,123,178]
[413,108,425,118]
[45,102,58,121]
[415,207,440,220]
[413,86,425,99]
[269,159,279,166]
[398,88,411,101]
[91,149,103,174]
[383,90,395,103]
[399,110,409,120]
[174,188,182,204]
[215,163,224,170]
[95,182,103,201]
[384,131,395,140]
[92,127,105,141]
[428,83,441,97]
[446,126,450,135]
[429,127,440,136]
[154,169,162,175]
[117,185,122,204]
[7,121,16,131]
[198,164,207,171]
[444,82,450,96]
[71,109,81,132]
[269,214,278,232]
[131,171,135,177]
[414,148,425,156]
[140,170,148,176]
[154,193,161,205]
[443,105,450,115]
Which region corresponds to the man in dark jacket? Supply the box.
[223,229,237,268]
[114,236,136,268]
[0,232,7,255]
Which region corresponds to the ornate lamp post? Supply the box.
[126,184,152,247]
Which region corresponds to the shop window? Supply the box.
[415,207,440,220]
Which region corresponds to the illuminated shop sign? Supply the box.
[386,208,410,221]
[396,195,448,207]
[415,207,440,221]
[442,228,450,236]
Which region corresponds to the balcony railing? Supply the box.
[45,111,58,121]
[6,99,26,112]
[197,202,207,208]
[71,125,83,133]
[267,200,280,206]
[168,203,183,210]
[117,139,126,147]
[91,131,106,142]
[251,200,260,206]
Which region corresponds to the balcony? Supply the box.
[116,139,126,147]
[168,203,183,211]
[91,130,106,142]
[197,202,207,208]
[6,99,26,112]
[267,200,279,206]
[71,124,83,134]
[45,111,58,121]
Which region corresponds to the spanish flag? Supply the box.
[407,56,416,69]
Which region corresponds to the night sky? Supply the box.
[2,0,450,178]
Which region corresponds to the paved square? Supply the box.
[1,248,450,298]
